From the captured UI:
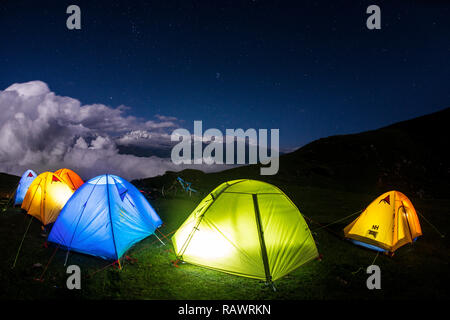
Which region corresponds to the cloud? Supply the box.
[115,130,173,149]
[154,114,178,122]
[0,80,226,180]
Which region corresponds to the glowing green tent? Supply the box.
[172,179,318,282]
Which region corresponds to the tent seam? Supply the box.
[106,174,120,261]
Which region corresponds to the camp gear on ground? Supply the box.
[177,177,197,194]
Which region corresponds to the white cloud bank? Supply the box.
[0,80,226,180]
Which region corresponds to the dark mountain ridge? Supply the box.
[136,107,450,199]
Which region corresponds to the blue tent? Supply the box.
[14,169,37,205]
[48,174,163,261]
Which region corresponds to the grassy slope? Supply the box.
[1,185,449,300]
[0,108,449,300]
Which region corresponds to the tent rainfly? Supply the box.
[14,169,37,206]
[172,179,319,282]
[54,168,84,191]
[21,172,74,225]
[344,190,422,253]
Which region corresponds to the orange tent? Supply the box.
[21,172,74,225]
[344,191,422,253]
[54,168,84,191]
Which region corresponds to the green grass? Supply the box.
[1,183,449,300]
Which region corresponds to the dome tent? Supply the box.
[21,172,74,225]
[344,190,422,253]
[14,169,37,206]
[172,179,318,282]
[54,168,84,191]
[48,174,163,261]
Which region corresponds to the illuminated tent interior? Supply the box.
[172,179,319,282]
[54,168,84,191]
[21,172,74,225]
[13,169,37,206]
[48,174,163,262]
[344,190,422,253]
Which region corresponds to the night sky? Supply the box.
[1,0,449,149]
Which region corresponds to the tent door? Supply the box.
[399,205,414,242]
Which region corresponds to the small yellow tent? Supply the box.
[54,168,84,191]
[344,191,422,253]
[21,172,74,225]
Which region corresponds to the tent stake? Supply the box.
[154,233,165,246]
[64,250,70,266]
[270,282,277,292]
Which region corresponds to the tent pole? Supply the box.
[252,194,272,284]
[105,175,121,268]
[176,181,243,260]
